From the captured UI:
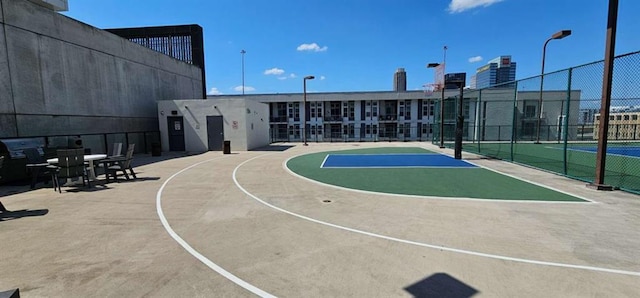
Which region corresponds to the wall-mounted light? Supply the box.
[160,111,165,115]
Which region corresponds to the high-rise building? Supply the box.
[393,68,407,91]
[474,56,516,89]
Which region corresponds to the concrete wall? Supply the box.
[244,99,270,150]
[0,0,203,138]
[157,99,270,152]
[471,89,581,141]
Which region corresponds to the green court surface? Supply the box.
[462,142,640,193]
[286,147,585,202]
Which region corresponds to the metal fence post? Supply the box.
[563,68,573,175]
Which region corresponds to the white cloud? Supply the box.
[264,68,285,75]
[277,77,287,80]
[233,86,255,92]
[320,76,326,80]
[468,56,483,63]
[289,73,297,79]
[448,0,503,13]
[207,87,222,95]
[297,43,328,52]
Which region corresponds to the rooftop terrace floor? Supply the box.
[1,142,639,297]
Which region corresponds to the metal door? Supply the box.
[207,116,224,151]
[167,116,186,151]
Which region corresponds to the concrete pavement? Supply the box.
[1,143,639,297]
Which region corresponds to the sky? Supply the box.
[62,0,640,95]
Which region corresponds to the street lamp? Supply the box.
[427,63,446,148]
[535,30,571,143]
[303,75,315,146]
[240,50,246,95]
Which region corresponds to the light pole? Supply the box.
[303,75,315,146]
[240,50,246,95]
[592,0,618,190]
[535,30,571,143]
[427,63,445,148]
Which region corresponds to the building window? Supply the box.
[616,115,622,120]
[405,100,411,120]
[525,105,537,118]
[633,115,638,120]
[373,125,378,134]
[624,115,630,120]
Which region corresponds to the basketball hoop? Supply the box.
[423,83,440,97]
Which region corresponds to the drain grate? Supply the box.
[322,200,332,203]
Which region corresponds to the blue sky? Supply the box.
[62,0,640,95]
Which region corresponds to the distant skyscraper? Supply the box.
[474,56,516,89]
[470,75,477,89]
[393,68,407,91]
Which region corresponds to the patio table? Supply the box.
[47,154,107,180]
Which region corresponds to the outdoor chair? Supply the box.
[110,142,123,158]
[54,148,90,192]
[24,147,59,190]
[105,144,136,183]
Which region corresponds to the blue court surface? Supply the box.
[321,153,477,168]
[570,146,640,158]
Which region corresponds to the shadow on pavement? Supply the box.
[0,209,49,222]
[404,273,479,298]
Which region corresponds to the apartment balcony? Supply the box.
[378,115,398,122]
[270,116,288,123]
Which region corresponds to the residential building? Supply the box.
[594,109,640,140]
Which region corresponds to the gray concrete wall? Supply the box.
[244,99,270,150]
[0,0,203,138]
[472,89,581,141]
[158,99,270,152]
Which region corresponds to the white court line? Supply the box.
[156,156,276,298]
[234,154,640,277]
[457,158,596,203]
[420,145,596,203]
[319,154,329,168]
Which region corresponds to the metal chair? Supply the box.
[24,148,59,190]
[110,142,123,158]
[54,148,90,192]
[105,144,136,183]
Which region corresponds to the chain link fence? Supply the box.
[437,50,640,193]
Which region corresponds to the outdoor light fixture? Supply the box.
[303,76,315,146]
[240,50,246,95]
[536,30,572,143]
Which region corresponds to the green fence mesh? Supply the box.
[435,50,640,194]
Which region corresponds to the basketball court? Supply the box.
[1,142,639,297]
